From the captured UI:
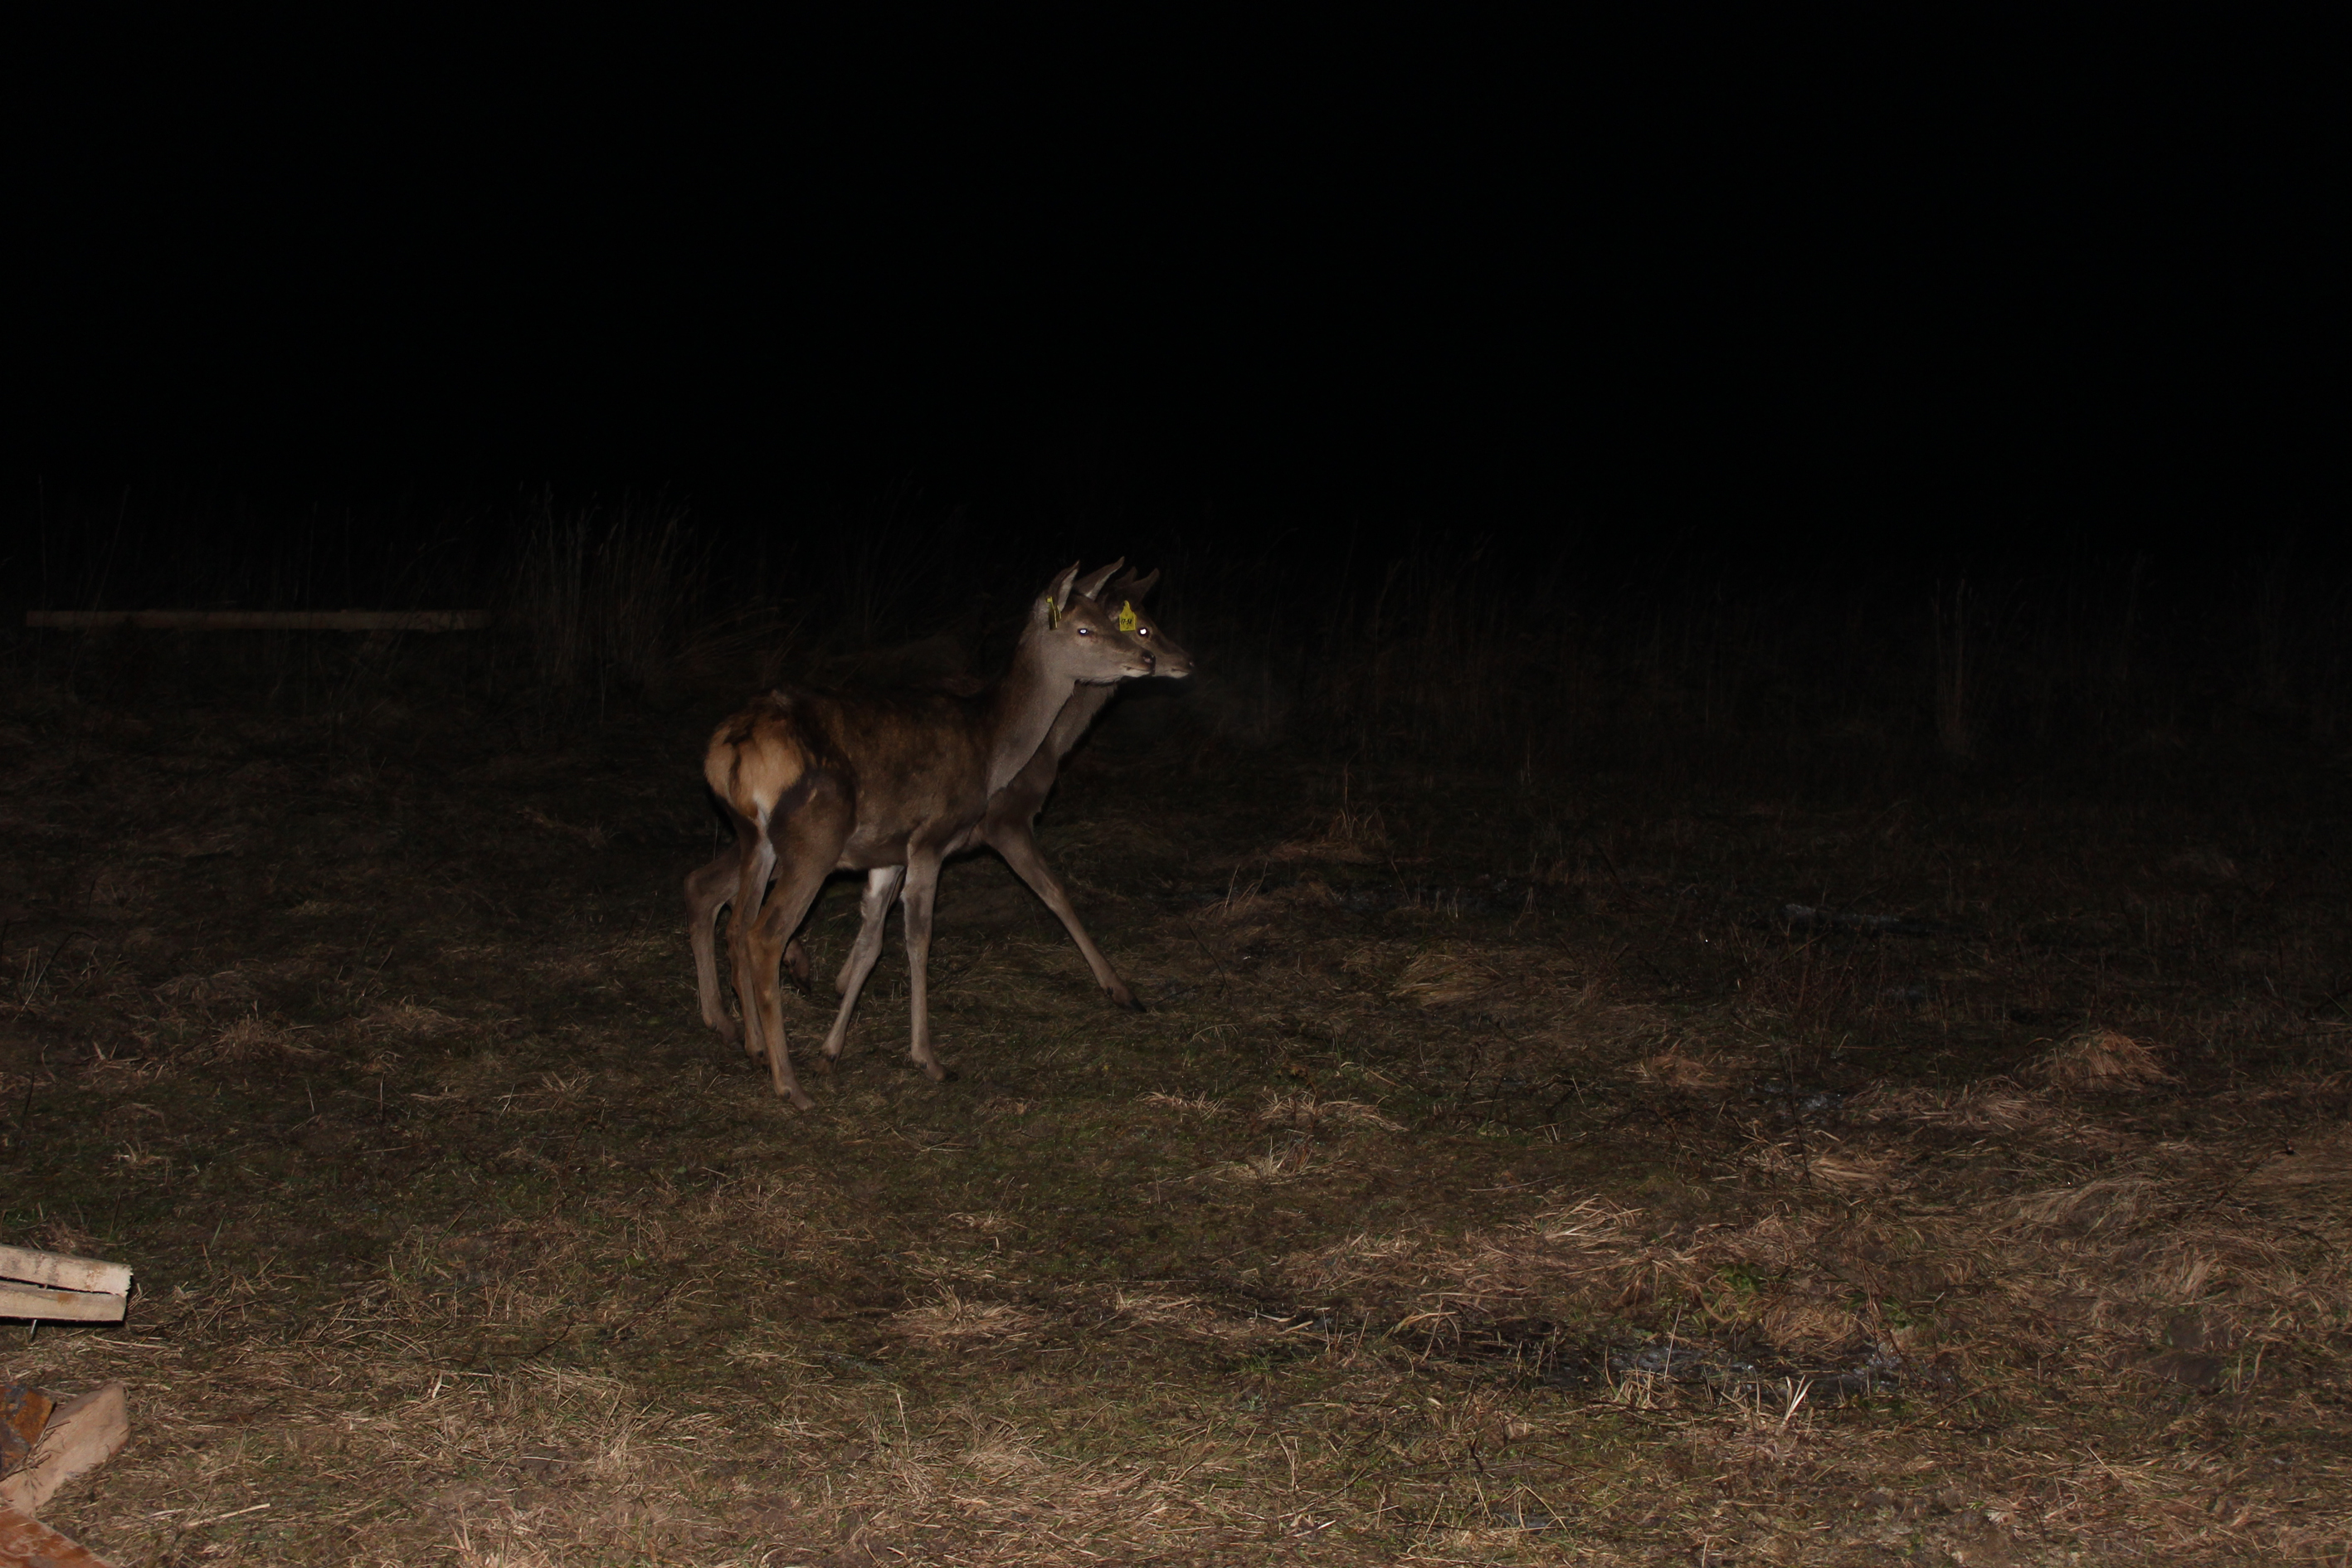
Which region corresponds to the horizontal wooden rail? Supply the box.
[25,610,491,631]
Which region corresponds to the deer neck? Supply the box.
[983,641,1091,797]
[1042,680,1116,757]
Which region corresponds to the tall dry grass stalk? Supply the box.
[509,494,703,710]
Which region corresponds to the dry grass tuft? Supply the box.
[2007,1174,2164,1234]
[2241,1122,2352,1196]
[519,804,608,848]
[1270,792,1388,864]
[363,1000,467,1039]
[1849,1079,2053,1131]
[889,1288,1043,1346]
[1254,1088,1405,1132]
[1634,1044,1731,1092]
[1801,1149,1901,1191]
[1139,1089,1229,1118]
[1389,948,1499,1007]
[2023,1029,2171,1092]
[212,1008,322,1062]
[156,969,257,1005]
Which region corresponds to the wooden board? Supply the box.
[0,1250,130,1299]
[0,1384,129,1519]
[24,610,490,631]
[0,1287,123,1326]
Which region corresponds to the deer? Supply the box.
[796,564,1191,1013]
[684,562,1191,1040]
[695,564,1162,1108]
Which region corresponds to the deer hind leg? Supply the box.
[821,866,905,1061]
[898,850,950,1080]
[727,835,779,1064]
[744,792,855,1108]
[745,864,845,1111]
[686,847,744,1044]
[991,829,1141,1010]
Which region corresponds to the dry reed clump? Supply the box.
[2022,1028,2171,1091]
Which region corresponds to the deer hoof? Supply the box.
[781,1086,815,1110]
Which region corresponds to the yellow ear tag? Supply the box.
[1117,601,1138,631]
[1047,597,1061,629]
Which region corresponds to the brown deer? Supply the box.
[696,564,1159,1106]
[799,565,1191,1015]
[685,563,1191,1038]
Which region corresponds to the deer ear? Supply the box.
[1124,567,1161,599]
[1074,559,1123,601]
[1035,563,1082,626]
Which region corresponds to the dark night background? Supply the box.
[6,16,2340,645]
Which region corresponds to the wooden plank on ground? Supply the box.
[0,1287,124,1325]
[0,1384,129,1519]
[24,610,491,631]
[0,1250,130,1300]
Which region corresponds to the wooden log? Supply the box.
[0,1384,129,1519]
[23,610,491,631]
[0,1499,117,1566]
[0,1250,130,1300]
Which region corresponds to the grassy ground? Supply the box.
[2,663,2350,1566]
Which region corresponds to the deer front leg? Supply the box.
[990,829,1140,1010]
[821,866,905,1060]
[898,850,949,1080]
[686,848,743,1044]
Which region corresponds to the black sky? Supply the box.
[12,17,2338,564]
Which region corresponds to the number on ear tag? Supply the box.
[1117,601,1139,631]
